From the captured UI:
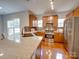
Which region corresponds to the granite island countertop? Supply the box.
[0,36,43,59]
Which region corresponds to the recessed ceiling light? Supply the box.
[51,5,54,10]
[0,53,4,56]
[50,1,54,5]
[49,16,53,20]
[49,0,54,10]
[0,6,2,10]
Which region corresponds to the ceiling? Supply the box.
[0,0,79,15]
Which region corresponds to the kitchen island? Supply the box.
[0,36,43,59]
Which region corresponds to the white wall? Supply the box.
[3,11,29,38]
[0,16,3,35]
[0,16,3,39]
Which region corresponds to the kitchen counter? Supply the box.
[0,36,43,59]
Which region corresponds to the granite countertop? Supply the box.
[0,36,43,59]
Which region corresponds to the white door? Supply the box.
[7,18,20,42]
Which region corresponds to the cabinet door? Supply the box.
[43,16,48,28]
[53,16,58,30]
[43,16,58,30]
[29,15,37,27]
[74,7,79,16]
[54,32,64,43]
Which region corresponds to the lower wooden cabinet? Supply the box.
[43,31,64,43]
[35,32,45,36]
[54,32,64,43]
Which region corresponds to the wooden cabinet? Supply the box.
[29,14,37,27]
[53,16,58,30]
[54,32,64,43]
[73,7,79,16]
[66,7,79,17]
[35,32,45,36]
[43,16,49,28]
[42,15,58,31]
[66,11,74,18]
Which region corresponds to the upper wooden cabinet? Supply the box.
[66,6,79,17]
[42,16,49,28]
[42,15,58,31]
[73,7,79,16]
[29,14,37,27]
[53,16,58,30]
[66,11,74,18]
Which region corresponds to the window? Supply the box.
[37,20,43,27]
[56,53,63,59]
[32,19,43,27]
[58,19,65,27]
[33,20,37,27]
[7,18,20,43]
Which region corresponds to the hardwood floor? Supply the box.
[34,40,73,59]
